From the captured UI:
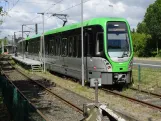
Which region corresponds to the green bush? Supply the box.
[132,33,151,57]
[155,50,161,57]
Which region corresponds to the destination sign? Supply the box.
[108,28,126,31]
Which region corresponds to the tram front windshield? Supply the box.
[107,22,130,58]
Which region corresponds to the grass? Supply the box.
[132,65,161,89]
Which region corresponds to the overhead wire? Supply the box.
[46,0,92,25]
[18,1,53,5]
[30,0,64,22]
[0,0,20,26]
[1,0,93,38]
[58,0,92,13]
[8,0,20,12]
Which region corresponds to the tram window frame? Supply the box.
[49,39,52,55]
[96,32,103,56]
[35,39,38,53]
[85,33,90,56]
[68,36,73,57]
[73,36,77,57]
[78,35,81,58]
[55,38,58,56]
[76,35,79,57]
[38,38,40,54]
[57,38,61,56]
[45,38,48,55]
[61,38,67,56]
[53,39,56,56]
[51,39,54,55]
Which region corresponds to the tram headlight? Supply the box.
[102,59,112,72]
[128,60,133,71]
[107,65,112,72]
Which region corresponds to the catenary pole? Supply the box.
[81,0,84,86]
[42,13,45,72]
[22,25,24,59]
[38,13,45,72]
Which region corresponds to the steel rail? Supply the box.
[11,63,84,114]
[102,88,161,111]
[130,87,161,98]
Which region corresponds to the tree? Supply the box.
[0,38,8,45]
[131,28,135,33]
[0,6,3,25]
[137,22,148,34]
[132,33,151,57]
[0,7,2,14]
[144,0,161,54]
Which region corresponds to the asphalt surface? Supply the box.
[133,58,161,68]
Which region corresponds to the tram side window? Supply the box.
[58,38,61,56]
[45,38,49,55]
[30,42,32,53]
[35,41,37,53]
[61,38,67,56]
[34,40,36,53]
[96,33,103,55]
[77,35,81,58]
[28,42,30,53]
[68,37,73,57]
[64,38,67,56]
[32,41,34,53]
[73,36,77,57]
[35,40,38,53]
[36,40,38,53]
[55,39,58,56]
[53,39,56,55]
[49,40,52,55]
[61,39,65,56]
[51,40,54,55]
[26,41,28,52]
[37,39,40,53]
[85,33,90,56]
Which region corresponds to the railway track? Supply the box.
[102,88,161,111]
[16,68,84,114]
[0,57,83,121]
[2,55,161,120]
[130,87,161,98]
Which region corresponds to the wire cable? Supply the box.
[30,0,64,22]
[58,0,92,13]
[8,0,20,12]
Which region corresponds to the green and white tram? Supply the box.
[18,17,133,86]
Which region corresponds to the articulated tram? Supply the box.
[18,17,133,86]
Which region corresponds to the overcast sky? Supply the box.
[0,0,156,41]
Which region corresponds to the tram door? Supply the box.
[84,29,93,81]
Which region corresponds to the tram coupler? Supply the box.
[82,103,126,121]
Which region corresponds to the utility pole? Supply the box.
[81,0,84,86]
[14,32,16,46]
[22,24,24,59]
[35,23,38,34]
[20,28,31,59]
[37,13,45,72]
[10,36,13,53]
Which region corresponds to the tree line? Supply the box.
[132,0,161,57]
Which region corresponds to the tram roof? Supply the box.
[25,17,127,41]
